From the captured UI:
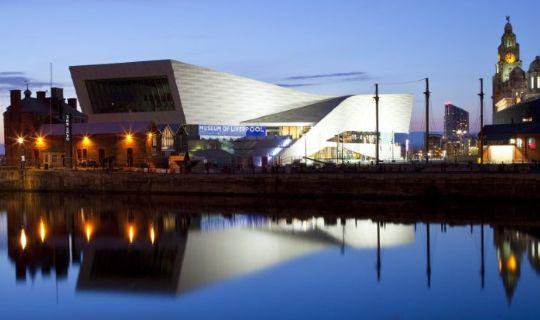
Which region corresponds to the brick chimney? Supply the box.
[67,98,77,109]
[51,87,64,100]
[10,90,21,108]
[36,91,46,101]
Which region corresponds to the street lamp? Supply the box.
[16,136,26,169]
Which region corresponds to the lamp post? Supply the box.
[17,136,26,169]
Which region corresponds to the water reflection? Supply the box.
[2,194,540,318]
[494,227,540,301]
[5,198,414,295]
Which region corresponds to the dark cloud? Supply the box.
[0,72,61,91]
[0,72,25,76]
[284,71,368,81]
[277,71,372,88]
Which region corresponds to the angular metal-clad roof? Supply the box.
[241,96,351,125]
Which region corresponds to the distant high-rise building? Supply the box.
[444,103,469,141]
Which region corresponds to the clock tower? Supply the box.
[496,16,522,82]
[493,16,524,114]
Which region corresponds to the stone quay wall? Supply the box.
[0,167,539,199]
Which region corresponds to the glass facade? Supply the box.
[85,76,175,113]
[444,104,469,141]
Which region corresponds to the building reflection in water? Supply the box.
[494,227,540,302]
[4,196,414,295]
[4,194,540,301]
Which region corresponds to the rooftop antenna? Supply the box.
[49,62,53,131]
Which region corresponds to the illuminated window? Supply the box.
[528,138,537,150]
[516,138,523,148]
[162,127,174,150]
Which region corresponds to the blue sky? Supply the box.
[0,0,539,142]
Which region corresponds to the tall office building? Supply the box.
[444,103,469,141]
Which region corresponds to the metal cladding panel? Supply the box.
[70,60,186,124]
[171,61,328,125]
[280,94,413,161]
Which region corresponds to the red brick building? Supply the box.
[3,88,85,167]
[39,121,162,169]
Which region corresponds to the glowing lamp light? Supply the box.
[82,135,91,146]
[36,136,45,147]
[84,223,93,242]
[39,220,47,243]
[149,225,156,245]
[507,255,518,272]
[128,224,135,243]
[16,136,25,145]
[125,133,134,143]
[19,229,27,250]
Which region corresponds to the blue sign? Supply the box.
[199,125,266,137]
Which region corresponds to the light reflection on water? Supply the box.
[1,194,540,319]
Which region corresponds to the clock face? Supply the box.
[505,52,516,64]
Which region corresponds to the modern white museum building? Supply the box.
[70,60,413,164]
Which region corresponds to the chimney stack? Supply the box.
[51,87,64,100]
[36,91,46,101]
[10,90,21,107]
[67,98,77,109]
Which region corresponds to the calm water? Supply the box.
[1,194,540,319]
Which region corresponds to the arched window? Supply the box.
[162,127,174,150]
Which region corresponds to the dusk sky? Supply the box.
[1,0,539,143]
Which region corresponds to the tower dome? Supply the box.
[509,67,526,89]
[529,56,540,73]
[510,66,526,79]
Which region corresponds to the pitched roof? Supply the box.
[40,121,154,136]
[482,122,540,140]
[10,96,85,118]
[157,123,183,134]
